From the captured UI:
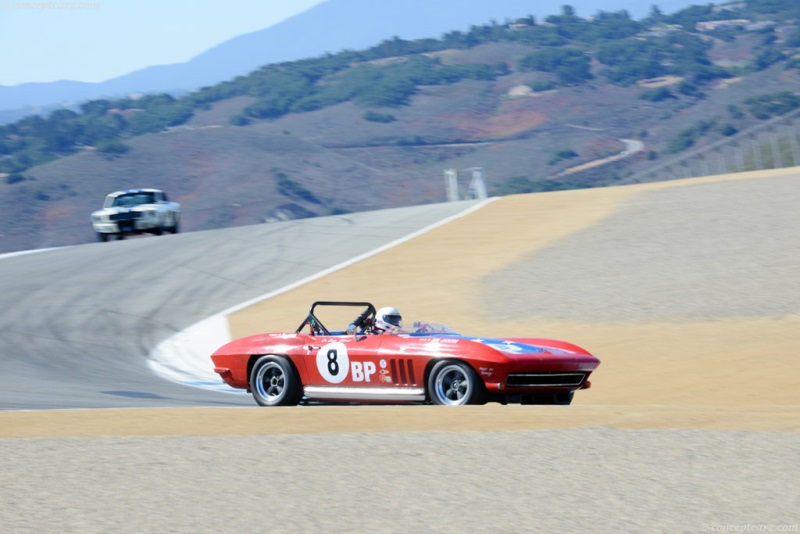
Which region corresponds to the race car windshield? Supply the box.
[409,322,459,335]
[108,193,157,208]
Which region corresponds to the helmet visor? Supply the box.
[383,314,402,327]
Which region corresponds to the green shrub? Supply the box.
[639,87,674,102]
[677,81,703,97]
[229,114,250,126]
[518,48,592,85]
[548,148,579,165]
[744,91,800,119]
[529,80,556,92]
[328,206,352,215]
[363,111,397,123]
[728,105,744,119]
[275,170,322,205]
[4,173,26,184]
[667,120,716,153]
[95,140,129,156]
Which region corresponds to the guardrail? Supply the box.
[626,107,800,183]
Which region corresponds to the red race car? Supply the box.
[211,301,600,406]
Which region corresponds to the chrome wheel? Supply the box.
[428,360,483,405]
[250,356,301,407]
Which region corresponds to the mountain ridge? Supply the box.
[0,0,698,120]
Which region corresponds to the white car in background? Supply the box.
[91,189,180,242]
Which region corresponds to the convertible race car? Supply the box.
[211,301,600,406]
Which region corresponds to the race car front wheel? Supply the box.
[428,360,485,406]
[250,355,302,407]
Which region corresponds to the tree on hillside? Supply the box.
[744,91,800,119]
[748,0,800,17]
[518,48,592,85]
[639,87,675,102]
[441,29,480,49]
[545,5,587,40]
[123,95,193,135]
[785,28,800,48]
[582,11,642,41]
[80,99,113,116]
[361,36,444,59]
[595,39,664,84]
[647,5,665,22]
[751,48,785,71]
[507,24,566,47]
[664,4,715,29]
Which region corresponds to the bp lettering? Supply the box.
[350,361,377,382]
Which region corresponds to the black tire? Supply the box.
[97,232,109,242]
[427,360,485,405]
[168,213,180,234]
[552,391,574,405]
[250,355,302,407]
[521,391,574,405]
[116,234,125,240]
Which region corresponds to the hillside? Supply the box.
[0,0,700,118]
[1,0,800,253]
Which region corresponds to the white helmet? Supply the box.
[374,306,402,333]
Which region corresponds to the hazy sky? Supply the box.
[1,0,699,88]
[0,0,326,86]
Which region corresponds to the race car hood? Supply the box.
[458,336,580,356]
[402,333,599,367]
[92,204,158,217]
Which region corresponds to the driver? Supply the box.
[373,306,403,335]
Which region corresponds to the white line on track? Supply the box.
[0,247,59,260]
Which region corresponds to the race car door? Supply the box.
[301,334,422,401]
[302,334,384,387]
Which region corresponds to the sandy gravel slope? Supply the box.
[230,167,800,409]
[3,167,799,533]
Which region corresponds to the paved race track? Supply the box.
[0,200,483,410]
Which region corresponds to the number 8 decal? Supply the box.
[327,349,339,375]
[317,342,349,383]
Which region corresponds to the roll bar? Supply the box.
[295,301,376,336]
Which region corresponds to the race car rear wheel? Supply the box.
[250,355,302,407]
[428,360,485,406]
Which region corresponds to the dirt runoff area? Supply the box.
[223,166,800,428]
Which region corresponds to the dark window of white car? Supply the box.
[111,192,157,208]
